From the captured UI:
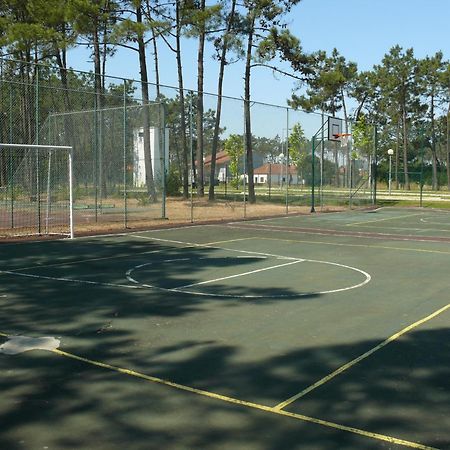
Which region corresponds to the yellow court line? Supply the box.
[257,236,450,256]
[347,212,423,227]
[45,347,437,450]
[0,327,439,448]
[274,303,450,411]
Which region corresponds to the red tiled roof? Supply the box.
[203,150,230,166]
[253,163,297,175]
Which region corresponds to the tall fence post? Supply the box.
[311,135,316,213]
[285,107,289,214]
[9,81,14,227]
[161,102,167,219]
[189,93,194,223]
[35,65,41,234]
[372,125,377,206]
[94,93,98,222]
[123,79,128,228]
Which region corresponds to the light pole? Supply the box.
[387,148,394,195]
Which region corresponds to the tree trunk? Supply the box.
[176,2,189,199]
[92,18,108,200]
[342,89,349,188]
[395,118,400,189]
[151,27,161,99]
[447,103,450,190]
[430,94,438,190]
[147,6,161,99]
[137,4,157,202]
[402,106,410,190]
[209,0,237,201]
[244,16,256,204]
[195,0,206,197]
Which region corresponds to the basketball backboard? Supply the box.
[328,117,343,141]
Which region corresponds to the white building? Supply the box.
[133,127,169,187]
[253,163,300,186]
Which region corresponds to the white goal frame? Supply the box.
[0,143,74,239]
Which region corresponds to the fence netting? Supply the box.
[0,57,377,238]
[0,144,72,237]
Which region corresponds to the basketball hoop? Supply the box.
[333,133,352,147]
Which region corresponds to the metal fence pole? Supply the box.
[35,65,41,234]
[123,80,128,228]
[311,135,316,213]
[9,86,14,227]
[69,146,74,239]
[243,104,247,219]
[94,94,98,222]
[189,94,194,223]
[161,102,167,219]
[320,112,324,210]
[372,125,377,206]
[285,107,289,214]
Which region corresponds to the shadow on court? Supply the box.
[0,236,449,449]
[0,328,448,450]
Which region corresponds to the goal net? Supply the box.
[0,144,74,239]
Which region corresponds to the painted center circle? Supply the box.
[126,255,371,299]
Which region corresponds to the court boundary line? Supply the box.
[225,223,450,244]
[347,224,450,234]
[4,237,253,272]
[0,328,437,450]
[253,236,450,256]
[274,303,450,410]
[0,224,208,247]
[346,212,424,226]
[0,235,371,299]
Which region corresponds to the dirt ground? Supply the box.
[74,197,321,236]
[0,197,344,241]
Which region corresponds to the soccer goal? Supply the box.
[0,144,74,239]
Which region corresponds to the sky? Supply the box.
[67,0,450,137]
[68,0,450,103]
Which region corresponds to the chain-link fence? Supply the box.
[0,57,377,238]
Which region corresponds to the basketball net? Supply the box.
[334,133,352,148]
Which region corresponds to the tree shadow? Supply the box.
[0,327,448,449]
[0,236,448,449]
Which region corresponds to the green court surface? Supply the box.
[0,207,449,449]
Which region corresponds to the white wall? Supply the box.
[133,127,169,187]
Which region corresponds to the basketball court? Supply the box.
[1,207,449,449]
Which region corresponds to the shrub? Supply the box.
[166,167,182,196]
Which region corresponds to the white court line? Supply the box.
[12,249,167,272]
[254,221,450,236]
[7,238,252,272]
[3,235,371,299]
[0,270,143,290]
[133,235,298,260]
[346,212,423,227]
[177,260,304,289]
[126,255,371,299]
[225,224,450,244]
